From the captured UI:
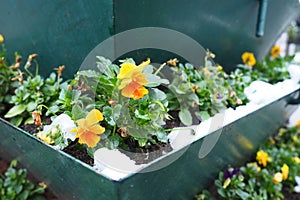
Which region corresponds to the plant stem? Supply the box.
[154,63,166,75]
[151,100,165,111]
[112,124,117,137]
[25,67,33,77]
[164,127,195,133]
[34,60,39,76]
[37,104,57,116]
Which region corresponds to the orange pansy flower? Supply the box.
[70,109,105,148]
[117,59,150,100]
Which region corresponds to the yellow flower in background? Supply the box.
[270,45,281,58]
[70,109,105,148]
[256,150,269,167]
[0,34,4,43]
[249,162,261,172]
[117,59,150,100]
[293,135,298,142]
[217,65,223,71]
[281,164,289,180]
[36,131,54,145]
[293,157,300,164]
[241,52,256,67]
[223,178,231,189]
[273,172,283,184]
[295,120,300,127]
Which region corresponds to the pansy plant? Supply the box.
[71,56,170,150]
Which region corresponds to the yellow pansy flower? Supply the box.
[295,120,300,127]
[70,109,105,148]
[293,157,300,164]
[241,52,256,67]
[36,131,54,145]
[273,172,283,184]
[270,45,281,59]
[256,150,269,167]
[281,164,289,180]
[0,34,4,43]
[117,59,150,100]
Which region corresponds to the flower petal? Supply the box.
[118,78,132,90]
[132,71,148,85]
[121,82,140,98]
[89,124,105,135]
[117,62,135,79]
[241,52,256,67]
[78,131,100,148]
[121,82,148,99]
[295,185,300,193]
[0,34,4,43]
[69,127,78,134]
[138,58,150,67]
[133,85,148,100]
[86,109,103,125]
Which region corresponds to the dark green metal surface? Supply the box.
[0,89,299,199]
[0,0,113,78]
[0,0,299,75]
[114,0,300,71]
[0,119,118,200]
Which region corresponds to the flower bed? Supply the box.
[0,157,57,200]
[196,121,300,200]
[1,31,300,199]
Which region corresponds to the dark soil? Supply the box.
[0,156,58,200]
[165,110,181,129]
[283,186,300,200]
[63,141,94,166]
[19,109,181,166]
[119,139,173,165]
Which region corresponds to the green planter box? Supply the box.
[0,0,300,199]
[0,89,299,199]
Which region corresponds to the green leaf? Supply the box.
[149,88,167,101]
[10,116,23,126]
[113,104,122,121]
[5,105,27,118]
[137,138,148,147]
[196,111,210,121]
[143,65,154,74]
[18,190,29,200]
[179,108,192,126]
[27,101,38,112]
[134,110,150,120]
[153,130,168,143]
[103,106,115,126]
[236,189,250,199]
[71,104,86,120]
[24,117,34,125]
[145,74,169,87]
[106,135,120,149]
[46,105,59,116]
[77,70,100,78]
